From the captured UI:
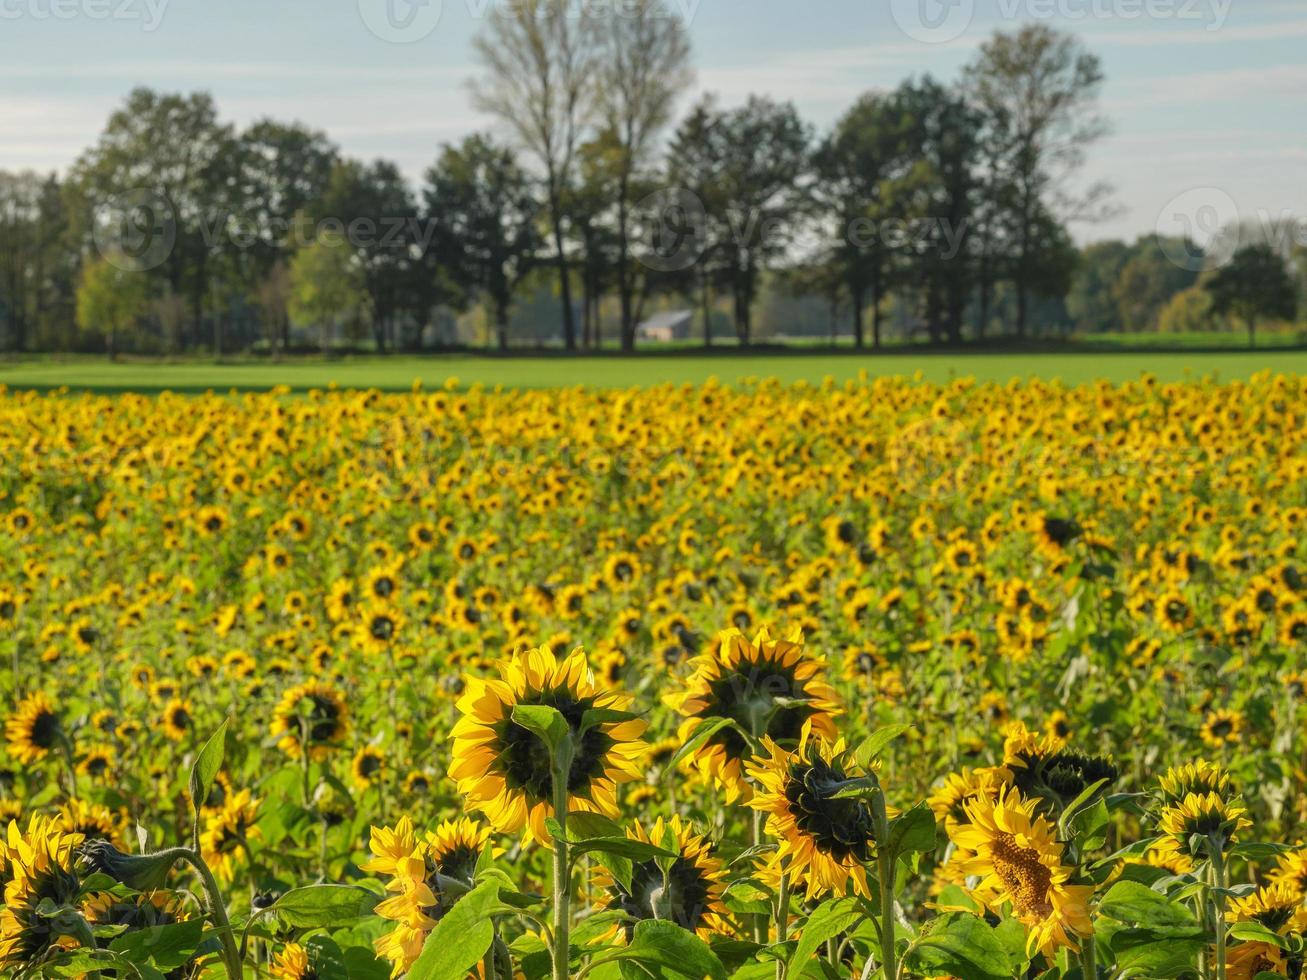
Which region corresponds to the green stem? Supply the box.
[775,865,791,980]
[877,847,896,980]
[1211,845,1228,980]
[179,849,242,980]
[551,764,571,980]
[1079,934,1097,980]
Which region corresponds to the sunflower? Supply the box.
[1156,760,1236,806]
[950,787,1093,957]
[1155,792,1252,861]
[593,816,731,940]
[161,697,194,742]
[271,942,319,980]
[927,766,1012,833]
[271,682,350,760]
[1200,708,1244,749]
[5,693,62,765]
[57,800,123,847]
[1270,848,1307,898]
[664,627,840,802]
[603,552,642,590]
[0,816,85,968]
[355,603,405,657]
[747,736,878,900]
[1030,513,1081,558]
[352,746,386,790]
[76,745,115,781]
[1227,882,1301,932]
[363,816,495,976]
[200,789,262,882]
[450,645,645,843]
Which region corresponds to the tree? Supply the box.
[1111,237,1199,332]
[317,159,423,354]
[1067,240,1131,333]
[1157,286,1214,334]
[70,89,239,348]
[471,0,600,350]
[966,25,1109,338]
[676,96,809,345]
[235,120,338,350]
[897,77,984,345]
[287,239,369,353]
[593,0,693,351]
[1206,245,1298,349]
[424,135,540,351]
[809,92,916,348]
[666,97,730,348]
[75,258,150,359]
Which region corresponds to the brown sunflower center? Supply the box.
[990,833,1053,919]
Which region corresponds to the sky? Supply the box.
[1,0,1304,245]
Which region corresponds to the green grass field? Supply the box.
[2,349,1305,393]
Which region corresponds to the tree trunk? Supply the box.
[548,190,576,350]
[852,284,865,349]
[701,275,713,349]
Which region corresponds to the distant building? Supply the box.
[636,309,693,342]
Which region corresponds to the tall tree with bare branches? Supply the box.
[471,0,599,351]
[594,0,693,351]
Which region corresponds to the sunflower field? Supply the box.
[1,372,1305,980]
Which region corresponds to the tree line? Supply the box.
[0,3,1303,358]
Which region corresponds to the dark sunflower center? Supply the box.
[614,561,633,581]
[306,696,342,744]
[434,844,480,883]
[32,710,60,749]
[783,759,875,864]
[370,616,394,640]
[704,660,814,758]
[498,691,613,802]
[0,601,15,618]
[359,754,382,777]
[1209,720,1233,738]
[612,855,712,936]
[373,578,394,598]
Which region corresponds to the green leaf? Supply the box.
[511,704,571,757]
[854,724,913,766]
[270,884,378,928]
[1229,922,1289,949]
[1097,881,1198,929]
[188,718,228,822]
[827,777,881,801]
[579,708,638,734]
[664,717,738,776]
[408,880,502,980]
[1107,928,1206,978]
[110,918,204,972]
[786,897,860,972]
[903,913,1012,980]
[887,803,937,856]
[608,919,727,980]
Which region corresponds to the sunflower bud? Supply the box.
[76,840,180,892]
